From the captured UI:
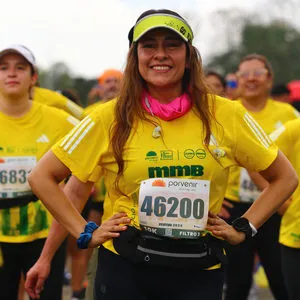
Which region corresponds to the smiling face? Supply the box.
[137,28,187,100]
[237,59,272,101]
[0,53,37,98]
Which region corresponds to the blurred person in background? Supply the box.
[85,69,122,115]
[225,73,239,100]
[86,84,103,107]
[58,89,89,300]
[0,44,79,300]
[265,119,300,300]
[288,80,300,111]
[59,89,82,107]
[83,69,123,299]
[33,87,85,120]
[271,83,291,103]
[27,69,122,300]
[205,70,226,96]
[222,53,299,300]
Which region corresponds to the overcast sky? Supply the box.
[0,0,267,78]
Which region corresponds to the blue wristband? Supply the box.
[76,221,99,249]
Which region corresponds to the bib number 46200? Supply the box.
[140,195,205,219]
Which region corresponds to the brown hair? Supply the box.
[238,53,273,78]
[110,40,215,194]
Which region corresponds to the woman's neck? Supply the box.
[147,85,183,104]
[241,95,268,112]
[0,94,32,117]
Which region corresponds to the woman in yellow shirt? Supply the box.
[0,44,79,300]
[25,9,297,300]
[223,54,299,300]
[269,119,300,300]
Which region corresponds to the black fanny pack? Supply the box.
[0,194,38,209]
[113,226,227,269]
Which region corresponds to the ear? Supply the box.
[266,76,273,90]
[31,72,38,87]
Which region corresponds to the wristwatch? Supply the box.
[232,217,257,238]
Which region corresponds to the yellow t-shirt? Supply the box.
[271,119,300,248]
[84,101,103,115]
[52,96,278,253]
[0,102,79,243]
[93,177,106,203]
[33,87,85,120]
[85,100,112,203]
[225,98,299,202]
[84,98,117,116]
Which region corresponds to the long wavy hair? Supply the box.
[111,41,215,194]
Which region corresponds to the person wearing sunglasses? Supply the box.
[222,54,299,300]
[225,73,239,100]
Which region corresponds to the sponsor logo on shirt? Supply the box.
[184,149,207,159]
[148,165,204,178]
[145,151,158,161]
[160,150,173,160]
[36,134,50,143]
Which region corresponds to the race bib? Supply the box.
[239,168,261,203]
[0,156,36,198]
[138,178,210,239]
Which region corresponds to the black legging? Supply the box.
[95,246,224,300]
[0,238,66,300]
[281,244,300,300]
[224,199,288,300]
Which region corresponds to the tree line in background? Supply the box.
[38,63,97,107]
[38,2,300,106]
[207,20,300,83]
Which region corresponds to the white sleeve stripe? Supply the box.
[60,116,91,148]
[245,113,272,144]
[68,121,95,154]
[67,116,80,126]
[60,127,78,148]
[66,101,84,119]
[243,114,270,149]
[61,117,92,149]
[269,125,286,141]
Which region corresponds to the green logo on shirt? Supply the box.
[160,150,173,160]
[148,165,204,178]
[184,149,195,159]
[145,151,158,161]
[291,232,300,242]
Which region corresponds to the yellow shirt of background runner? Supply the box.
[0,102,79,243]
[225,98,299,202]
[33,87,85,120]
[271,119,300,248]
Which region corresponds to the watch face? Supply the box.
[232,218,252,237]
[233,218,249,231]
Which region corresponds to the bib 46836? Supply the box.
[138,178,210,239]
[0,156,36,198]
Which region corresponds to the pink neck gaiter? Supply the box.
[142,91,192,121]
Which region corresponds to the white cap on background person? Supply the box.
[0,44,37,70]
